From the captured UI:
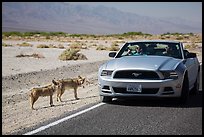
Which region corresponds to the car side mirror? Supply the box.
[109,52,117,58]
[187,52,197,58]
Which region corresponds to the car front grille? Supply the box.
[113,70,159,79]
[113,87,159,94]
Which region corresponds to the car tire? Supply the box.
[179,74,189,104]
[101,96,112,103]
[190,70,200,95]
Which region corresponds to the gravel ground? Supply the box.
[2,40,111,135]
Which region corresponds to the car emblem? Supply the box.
[132,73,142,78]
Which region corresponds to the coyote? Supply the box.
[52,75,86,102]
[29,83,60,110]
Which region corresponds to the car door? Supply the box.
[183,51,199,89]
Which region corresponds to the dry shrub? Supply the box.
[49,44,58,48]
[16,53,45,58]
[37,44,50,48]
[96,45,108,50]
[184,44,199,49]
[58,44,65,49]
[17,42,33,47]
[58,49,88,61]
[176,36,183,40]
[69,43,82,49]
[111,42,119,47]
[81,45,88,49]
[2,42,12,47]
[109,46,120,51]
[69,42,88,50]
[90,44,98,48]
[37,44,58,48]
[109,42,120,51]
[31,53,45,58]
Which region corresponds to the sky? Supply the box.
[68,2,202,23]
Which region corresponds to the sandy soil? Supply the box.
[2,40,202,135]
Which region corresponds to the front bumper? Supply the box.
[98,77,183,98]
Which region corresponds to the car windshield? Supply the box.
[116,42,182,59]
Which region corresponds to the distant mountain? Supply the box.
[2,2,202,34]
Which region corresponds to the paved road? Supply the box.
[24,92,202,135]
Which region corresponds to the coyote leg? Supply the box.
[50,95,54,107]
[74,88,79,100]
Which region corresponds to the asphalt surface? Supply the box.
[23,92,202,135]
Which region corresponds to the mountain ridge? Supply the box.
[2,2,202,34]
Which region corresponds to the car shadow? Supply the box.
[109,91,202,108]
[35,95,100,110]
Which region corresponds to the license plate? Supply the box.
[127,84,142,92]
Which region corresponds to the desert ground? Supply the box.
[2,34,202,135]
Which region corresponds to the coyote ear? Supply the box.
[81,77,85,84]
[52,79,57,85]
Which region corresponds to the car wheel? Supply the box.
[190,71,200,95]
[101,96,112,103]
[179,74,189,104]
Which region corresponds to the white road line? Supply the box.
[23,102,105,135]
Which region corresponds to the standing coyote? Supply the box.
[52,75,86,102]
[29,83,60,110]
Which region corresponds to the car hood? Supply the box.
[104,56,182,71]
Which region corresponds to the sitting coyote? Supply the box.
[29,83,60,110]
[52,75,86,102]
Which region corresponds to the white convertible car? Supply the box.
[98,40,200,104]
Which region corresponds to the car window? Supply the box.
[117,42,182,59]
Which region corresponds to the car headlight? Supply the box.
[101,70,113,76]
[161,71,178,79]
